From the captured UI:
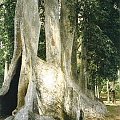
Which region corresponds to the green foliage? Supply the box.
[0,49,4,87]
[38,0,46,60]
[38,25,46,60]
[0,4,6,86]
[0,0,16,63]
[0,0,16,86]
[4,0,17,62]
[78,0,120,89]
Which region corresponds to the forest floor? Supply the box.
[0,101,120,120]
[85,100,120,120]
[104,100,120,120]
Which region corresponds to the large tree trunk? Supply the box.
[13,0,40,111]
[0,0,65,119]
[60,1,107,119]
[0,0,40,118]
[0,0,107,120]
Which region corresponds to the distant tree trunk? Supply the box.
[71,14,78,81]
[4,61,8,81]
[97,85,100,98]
[111,81,116,104]
[45,0,61,67]
[118,70,120,87]
[79,43,88,93]
[71,38,77,80]
[95,84,100,98]
[107,80,110,103]
[118,70,120,103]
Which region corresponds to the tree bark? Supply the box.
[79,42,88,94]
[0,0,40,118]
[60,0,76,82]
[45,0,61,67]
[0,0,107,120]
[71,33,78,81]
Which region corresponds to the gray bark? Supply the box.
[36,58,66,120]
[45,0,61,67]
[60,0,76,81]
[0,0,107,120]
[0,0,40,118]
[71,35,78,81]
[14,0,40,109]
[79,42,88,94]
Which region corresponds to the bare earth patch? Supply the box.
[104,101,120,120]
[85,101,120,120]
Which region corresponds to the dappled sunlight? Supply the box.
[104,100,120,106]
[102,100,120,120]
[105,105,120,120]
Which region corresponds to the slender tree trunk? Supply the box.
[60,0,76,82]
[4,61,8,81]
[15,0,40,110]
[71,15,78,81]
[45,0,61,67]
[60,1,78,118]
[107,80,110,103]
[118,70,120,88]
[95,84,100,98]
[71,38,77,81]
[79,43,87,93]
[97,85,100,98]
[111,80,116,104]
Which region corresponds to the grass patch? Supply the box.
[105,105,120,120]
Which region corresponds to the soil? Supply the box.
[105,101,120,120]
[0,101,120,120]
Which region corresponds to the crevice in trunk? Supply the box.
[0,56,22,117]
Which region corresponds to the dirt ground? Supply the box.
[84,101,120,120]
[104,101,120,120]
[0,101,120,120]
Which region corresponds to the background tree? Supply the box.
[77,0,120,98]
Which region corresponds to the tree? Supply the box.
[77,0,120,99]
[0,0,41,118]
[45,0,61,66]
[0,0,107,120]
[60,0,77,82]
